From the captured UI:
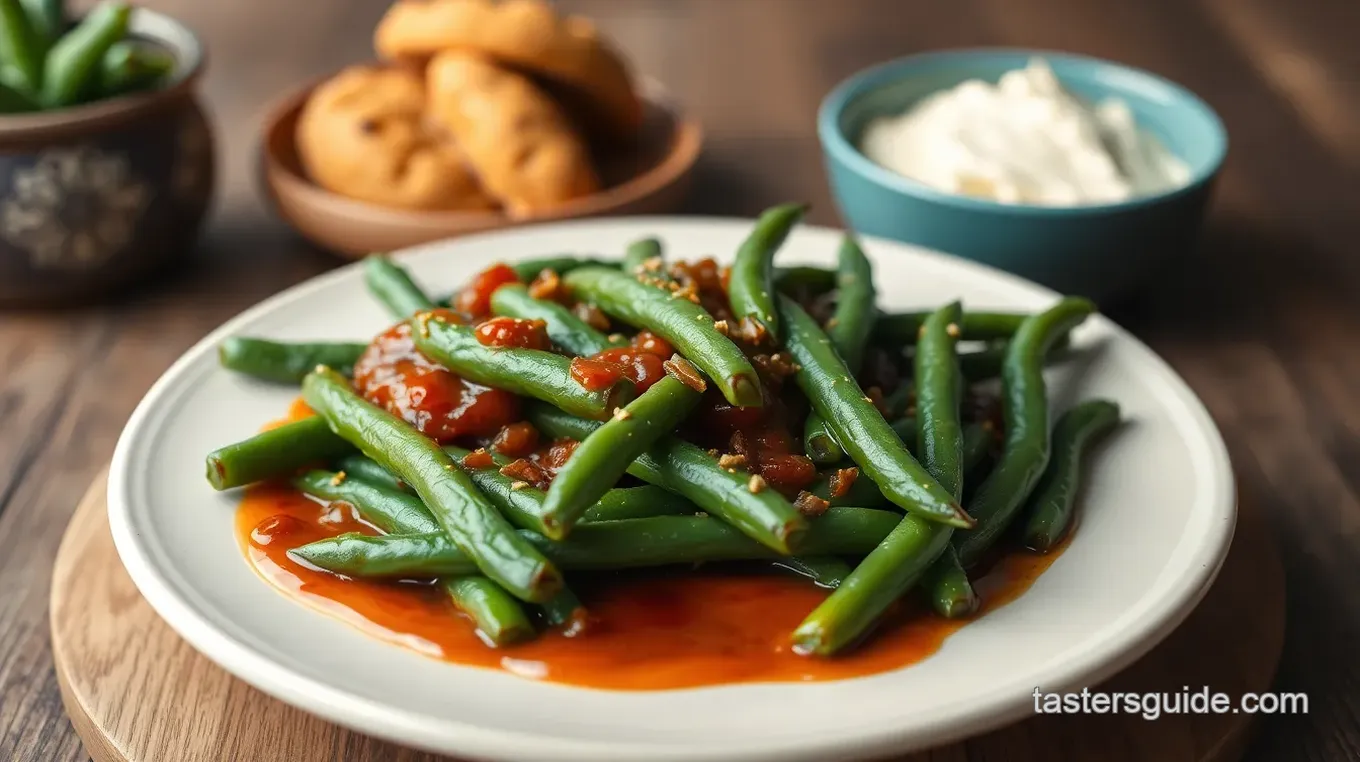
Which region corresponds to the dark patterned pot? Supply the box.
[0,10,214,307]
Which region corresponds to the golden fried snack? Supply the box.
[375,0,642,138]
[296,65,495,211]
[425,51,600,216]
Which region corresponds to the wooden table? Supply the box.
[3,0,1357,759]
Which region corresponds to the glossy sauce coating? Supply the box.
[474,317,551,350]
[569,331,673,393]
[456,263,520,318]
[237,483,1065,690]
[352,309,520,442]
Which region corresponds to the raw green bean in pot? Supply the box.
[803,235,877,465]
[726,203,806,343]
[98,39,173,97]
[777,295,970,528]
[791,302,962,655]
[444,576,536,647]
[1021,399,1121,552]
[218,338,368,384]
[0,0,45,93]
[562,266,763,408]
[292,508,902,579]
[0,77,38,112]
[40,0,130,107]
[952,297,1097,568]
[301,366,562,603]
[292,470,437,535]
[205,416,351,491]
[364,254,436,319]
[873,310,1029,345]
[526,402,808,554]
[510,256,614,282]
[540,372,703,539]
[413,313,634,420]
[489,283,620,357]
[20,0,64,45]
[621,237,662,273]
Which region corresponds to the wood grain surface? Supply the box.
[3,0,1357,760]
[51,471,1283,762]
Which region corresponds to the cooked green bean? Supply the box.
[218,338,367,384]
[335,453,406,491]
[441,445,554,536]
[293,470,436,534]
[957,335,1073,383]
[582,485,698,522]
[621,237,662,273]
[727,203,805,342]
[953,297,1096,568]
[922,545,978,618]
[563,267,763,407]
[40,0,129,107]
[292,508,902,579]
[489,283,619,356]
[444,576,535,647]
[776,556,853,589]
[804,236,877,465]
[792,302,962,655]
[809,468,891,508]
[302,367,561,602]
[778,295,969,528]
[874,310,1028,345]
[205,417,351,491]
[541,375,702,538]
[774,266,836,295]
[364,254,436,319]
[1021,400,1121,552]
[961,422,996,475]
[538,587,587,631]
[527,403,808,554]
[510,256,613,282]
[413,313,633,420]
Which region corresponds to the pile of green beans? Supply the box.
[206,209,1122,655]
[1,1,174,114]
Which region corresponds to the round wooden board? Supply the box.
[52,470,1283,762]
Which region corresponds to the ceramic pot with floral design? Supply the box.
[0,9,214,307]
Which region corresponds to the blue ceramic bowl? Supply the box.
[818,49,1227,302]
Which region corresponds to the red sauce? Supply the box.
[455,263,520,318]
[569,357,628,392]
[237,484,1067,689]
[353,311,519,442]
[569,332,672,394]
[474,317,551,351]
[491,421,540,458]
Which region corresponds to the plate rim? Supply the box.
[107,215,1237,762]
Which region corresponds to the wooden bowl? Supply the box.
[260,78,702,257]
[0,9,215,307]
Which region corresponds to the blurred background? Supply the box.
[3,0,1358,760]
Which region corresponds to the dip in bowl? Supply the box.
[819,49,1226,302]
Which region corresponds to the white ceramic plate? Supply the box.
[109,218,1235,762]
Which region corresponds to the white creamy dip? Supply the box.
[860,59,1191,206]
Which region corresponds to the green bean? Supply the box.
[218,338,367,384]
[621,237,662,273]
[791,302,961,655]
[489,283,620,357]
[510,256,613,282]
[953,297,1096,567]
[444,576,535,647]
[20,0,63,45]
[0,0,44,93]
[563,267,763,408]
[302,367,561,603]
[0,75,37,112]
[922,545,978,618]
[205,417,351,490]
[541,375,702,538]
[809,468,890,508]
[364,254,435,319]
[292,470,437,535]
[873,310,1028,345]
[292,508,902,579]
[803,236,877,465]
[957,335,1073,383]
[775,556,853,589]
[727,203,806,342]
[335,453,406,491]
[40,0,129,107]
[1021,399,1121,552]
[537,587,587,632]
[778,295,969,528]
[414,313,633,420]
[527,403,808,554]
[961,422,996,475]
[441,445,555,536]
[773,266,836,295]
[582,485,698,522]
[98,40,173,97]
